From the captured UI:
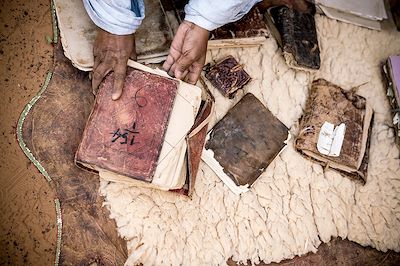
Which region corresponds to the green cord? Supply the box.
[17,72,53,182]
[16,0,63,265]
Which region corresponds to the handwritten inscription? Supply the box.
[133,87,148,108]
[110,122,139,145]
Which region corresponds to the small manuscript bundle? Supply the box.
[205,56,251,98]
[75,62,213,196]
[382,55,400,149]
[202,93,289,194]
[264,4,321,70]
[295,79,373,184]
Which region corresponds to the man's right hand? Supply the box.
[92,28,136,100]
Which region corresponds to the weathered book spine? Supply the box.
[267,5,321,70]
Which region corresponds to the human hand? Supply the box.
[162,21,209,84]
[92,28,136,100]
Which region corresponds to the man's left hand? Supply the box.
[163,21,209,84]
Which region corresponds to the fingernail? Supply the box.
[112,93,120,101]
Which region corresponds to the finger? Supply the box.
[111,61,127,101]
[162,23,189,72]
[91,53,103,83]
[168,62,177,77]
[174,52,196,80]
[92,62,113,93]
[93,53,102,71]
[163,54,175,73]
[179,69,189,81]
[186,64,203,85]
[163,44,182,73]
[129,35,137,60]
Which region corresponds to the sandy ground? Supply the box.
[0,0,56,264]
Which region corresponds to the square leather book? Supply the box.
[202,93,289,194]
[205,56,251,98]
[75,61,213,196]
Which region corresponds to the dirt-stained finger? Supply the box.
[92,62,112,93]
[111,61,127,101]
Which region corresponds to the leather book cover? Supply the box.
[205,93,289,187]
[76,67,178,182]
[295,79,373,183]
[186,99,213,196]
[264,4,321,70]
[209,7,268,40]
[389,0,400,31]
[205,56,251,98]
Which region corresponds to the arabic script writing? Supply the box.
[110,122,140,145]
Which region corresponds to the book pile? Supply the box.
[70,2,386,196]
[75,61,213,196]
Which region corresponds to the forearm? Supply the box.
[184,0,262,31]
[83,0,145,35]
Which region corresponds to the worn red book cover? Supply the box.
[76,68,178,182]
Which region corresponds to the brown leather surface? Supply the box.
[295,79,371,183]
[76,68,178,182]
[187,100,213,197]
[265,4,320,70]
[205,56,251,98]
[210,7,268,40]
[390,0,400,31]
[21,42,127,265]
[205,93,288,187]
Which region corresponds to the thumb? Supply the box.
[112,62,127,101]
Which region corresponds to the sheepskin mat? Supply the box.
[99,16,400,265]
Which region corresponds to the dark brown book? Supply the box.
[76,68,178,182]
[264,4,321,70]
[209,7,268,40]
[205,56,251,98]
[295,79,373,184]
[202,93,289,194]
[390,0,400,31]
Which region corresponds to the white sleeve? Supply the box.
[83,0,145,35]
[184,0,262,31]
